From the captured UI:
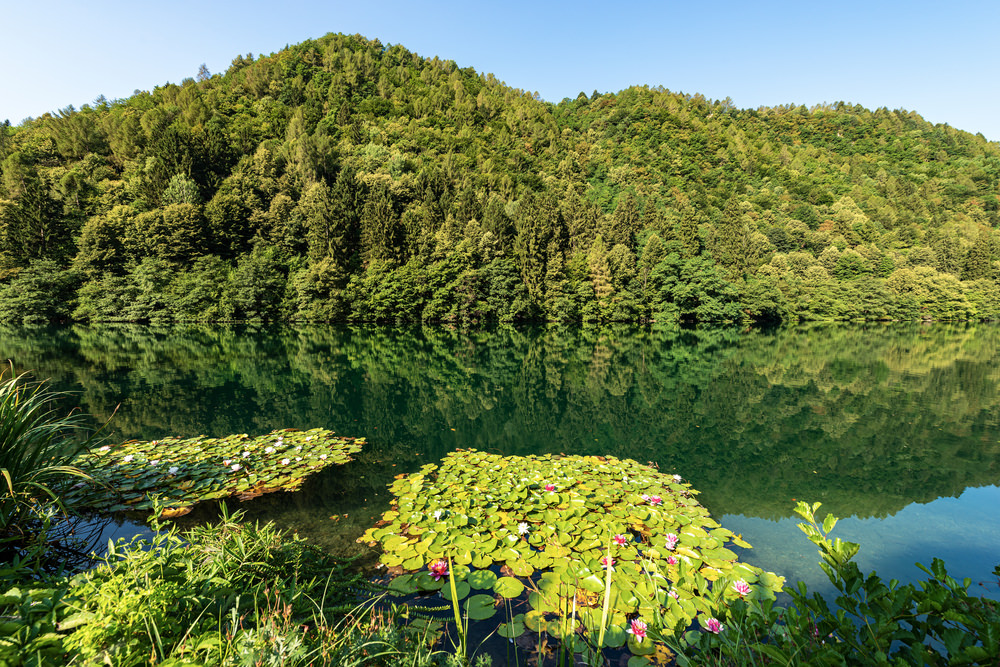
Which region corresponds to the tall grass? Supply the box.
[0,364,94,540]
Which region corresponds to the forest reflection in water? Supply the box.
[4,322,999,591]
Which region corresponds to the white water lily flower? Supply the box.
[122,454,134,463]
[265,446,275,454]
[168,466,179,475]
[231,464,241,472]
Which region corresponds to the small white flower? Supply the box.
[168,466,179,475]
[305,436,313,441]
[98,445,110,452]
[150,459,159,465]
[319,454,327,460]
[223,459,232,466]
[122,454,134,463]
[281,458,290,465]
[518,522,530,535]
[295,456,302,461]
[433,510,443,520]
[673,474,683,482]
[242,451,250,458]
[296,445,302,451]
[265,447,275,454]
[231,464,241,472]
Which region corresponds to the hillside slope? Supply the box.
[1,32,998,324]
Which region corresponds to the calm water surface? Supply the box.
[4,323,999,597]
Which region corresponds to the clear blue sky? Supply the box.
[3,0,998,141]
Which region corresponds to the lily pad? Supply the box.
[493,576,525,599]
[463,594,498,621]
[364,450,784,660]
[69,428,363,515]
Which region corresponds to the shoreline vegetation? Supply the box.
[2,367,998,665]
[2,32,1000,327]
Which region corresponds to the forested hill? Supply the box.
[2,32,999,325]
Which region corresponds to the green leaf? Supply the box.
[498,614,525,639]
[468,570,498,590]
[441,581,470,602]
[463,594,498,621]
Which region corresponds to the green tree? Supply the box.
[0,260,80,324]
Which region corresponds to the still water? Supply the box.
[5,322,999,597]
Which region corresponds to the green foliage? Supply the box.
[68,428,363,514]
[0,367,92,540]
[0,508,426,667]
[360,451,784,661]
[0,260,80,324]
[667,502,1000,666]
[4,33,1000,323]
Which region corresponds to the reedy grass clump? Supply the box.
[0,364,96,542]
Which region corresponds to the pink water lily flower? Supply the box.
[664,533,679,550]
[703,617,724,634]
[666,555,678,565]
[429,559,449,581]
[648,495,663,506]
[612,534,629,546]
[733,580,751,597]
[601,555,615,570]
[544,483,556,492]
[626,618,648,641]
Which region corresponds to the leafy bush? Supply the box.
[0,507,442,666]
[667,502,1000,666]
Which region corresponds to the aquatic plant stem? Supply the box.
[597,536,613,651]
[445,554,467,661]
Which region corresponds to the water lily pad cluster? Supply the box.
[359,450,784,661]
[67,428,363,516]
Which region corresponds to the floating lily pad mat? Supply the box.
[67,428,364,516]
[359,450,784,659]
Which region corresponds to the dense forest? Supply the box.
[2,32,999,324]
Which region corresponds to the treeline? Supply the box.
[1,33,999,324]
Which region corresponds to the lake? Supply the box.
[5,322,999,599]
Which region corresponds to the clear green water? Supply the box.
[5,322,1000,596]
